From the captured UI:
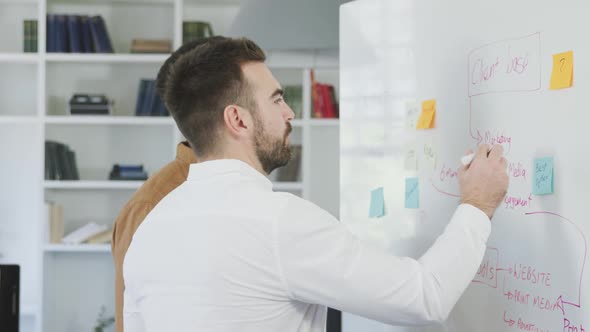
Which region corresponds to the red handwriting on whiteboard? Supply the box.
[439,164,459,182]
[502,310,549,332]
[476,129,512,153]
[564,318,585,332]
[471,57,501,85]
[504,194,532,209]
[502,284,563,312]
[509,263,551,287]
[509,162,527,180]
[505,46,529,74]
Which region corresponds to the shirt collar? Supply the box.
[187,159,273,190]
[176,142,198,164]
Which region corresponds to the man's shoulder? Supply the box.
[130,159,190,206]
[272,192,335,221]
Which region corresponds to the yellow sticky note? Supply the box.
[550,51,573,90]
[416,99,436,129]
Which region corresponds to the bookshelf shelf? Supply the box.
[309,119,339,127]
[0,53,39,64]
[44,180,144,190]
[44,244,111,253]
[45,115,175,126]
[0,116,40,124]
[45,53,169,64]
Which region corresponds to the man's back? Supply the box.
[112,142,196,332]
[124,159,327,332]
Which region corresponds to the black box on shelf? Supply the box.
[68,94,112,115]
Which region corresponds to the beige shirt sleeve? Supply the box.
[112,201,155,332]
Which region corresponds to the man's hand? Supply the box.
[459,144,509,219]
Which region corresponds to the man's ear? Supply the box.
[223,105,253,138]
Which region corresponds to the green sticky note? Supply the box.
[405,177,419,209]
[533,157,554,195]
[369,187,385,218]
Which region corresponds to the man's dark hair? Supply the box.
[155,37,225,98]
[161,37,266,157]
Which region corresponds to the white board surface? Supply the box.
[339,1,588,331]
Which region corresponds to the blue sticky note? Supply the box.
[369,187,385,218]
[405,177,420,209]
[533,157,554,195]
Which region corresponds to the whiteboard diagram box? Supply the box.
[468,33,541,96]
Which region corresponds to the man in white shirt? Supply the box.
[124,37,509,332]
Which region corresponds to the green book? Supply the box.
[32,20,38,52]
[283,85,303,119]
[23,20,30,52]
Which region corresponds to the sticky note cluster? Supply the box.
[533,157,554,195]
[369,187,385,218]
[405,177,419,209]
[416,99,436,129]
[550,51,573,90]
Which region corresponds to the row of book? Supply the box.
[45,141,80,180]
[23,20,38,53]
[135,79,169,116]
[311,70,339,119]
[47,14,113,53]
[45,202,112,244]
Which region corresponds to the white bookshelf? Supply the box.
[45,115,176,125]
[44,244,111,253]
[45,53,169,63]
[0,1,340,332]
[44,180,144,190]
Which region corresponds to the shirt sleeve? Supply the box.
[274,196,491,326]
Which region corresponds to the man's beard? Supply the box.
[253,115,292,175]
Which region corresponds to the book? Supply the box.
[32,20,38,52]
[23,20,30,52]
[89,15,114,53]
[182,21,214,44]
[46,15,56,52]
[45,140,80,180]
[62,222,108,245]
[135,79,168,116]
[84,228,112,244]
[67,15,82,53]
[135,80,149,116]
[109,164,148,181]
[80,15,94,53]
[47,202,64,244]
[130,39,171,53]
[55,15,68,52]
[283,85,303,119]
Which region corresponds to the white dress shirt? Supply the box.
[123,159,491,332]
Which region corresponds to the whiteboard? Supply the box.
[339,1,588,331]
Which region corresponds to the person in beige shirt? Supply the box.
[111,141,196,332]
